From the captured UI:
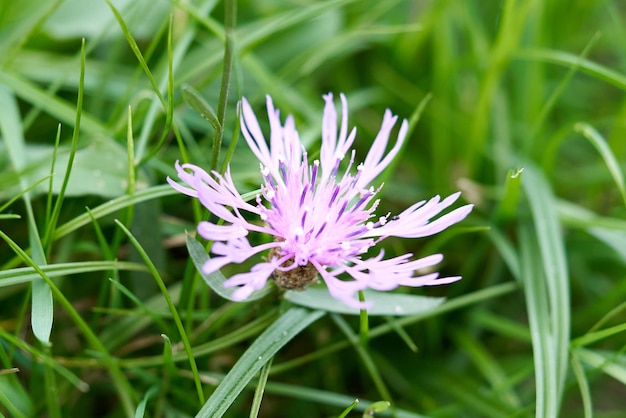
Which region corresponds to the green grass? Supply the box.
[1,0,626,417]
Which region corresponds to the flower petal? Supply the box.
[366,192,473,239]
[356,113,408,189]
[240,97,273,170]
[312,261,371,309]
[197,222,248,241]
[202,238,278,274]
[223,259,280,301]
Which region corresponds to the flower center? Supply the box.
[268,247,318,290]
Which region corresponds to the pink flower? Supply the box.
[169,93,473,308]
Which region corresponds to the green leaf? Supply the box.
[0,71,108,137]
[570,322,626,348]
[182,84,221,132]
[574,122,626,208]
[116,220,204,404]
[43,0,170,39]
[53,184,178,240]
[186,235,274,302]
[363,400,391,416]
[570,351,593,418]
[0,261,148,288]
[337,399,359,418]
[134,386,158,418]
[0,376,32,418]
[574,348,626,385]
[516,48,626,92]
[285,287,444,316]
[195,307,325,418]
[521,163,570,416]
[31,282,53,345]
[520,168,569,418]
[0,138,146,200]
[106,0,165,107]
[495,167,524,221]
[0,84,52,344]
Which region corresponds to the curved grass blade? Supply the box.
[516,48,626,91]
[574,348,626,385]
[574,122,626,208]
[338,399,359,418]
[0,84,51,344]
[195,307,324,418]
[115,220,204,404]
[0,328,88,392]
[0,261,147,288]
[105,0,165,107]
[331,313,393,405]
[270,283,518,376]
[0,230,137,416]
[53,184,178,239]
[521,163,571,417]
[248,356,272,418]
[570,351,593,418]
[42,38,85,250]
[182,85,221,132]
[263,380,428,418]
[134,386,158,418]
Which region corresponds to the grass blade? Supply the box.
[574,122,626,207]
[521,163,571,417]
[195,307,324,418]
[0,84,52,344]
[115,220,204,404]
[53,184,178,239]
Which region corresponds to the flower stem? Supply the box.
[358,290,369,346]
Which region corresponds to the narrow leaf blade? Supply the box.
[285,287,444,316]
[195,307,324,418]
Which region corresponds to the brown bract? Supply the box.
[268,247,319,290]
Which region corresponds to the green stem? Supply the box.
[43,344,61,418]
[358,290,369,346]
[115,220,205,404]
[331,314,393,404]
[249,356,273,418]
[211,0,236,172]
[0,231,137,417]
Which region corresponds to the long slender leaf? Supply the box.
[0,230,137,416]
[516,48,626,91]
[574,122,626,207]
[195,307,324,418]
[0,261,147,287]
[115,220,204,404]
[53,184,178,239]
[285,287,444,316]
[0,84,52,344]
[522,163,570,415]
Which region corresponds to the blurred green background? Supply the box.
[1,0,625,417]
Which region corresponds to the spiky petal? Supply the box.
[169,93,473,308]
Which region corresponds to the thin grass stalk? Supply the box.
[211,0,236,172]
[43,38,85,252]
[0,231,137,417]
[249,356,273,418]
[331,314,393,405]
[114,220,205,404]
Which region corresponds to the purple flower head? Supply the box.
[169,93,473,309]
